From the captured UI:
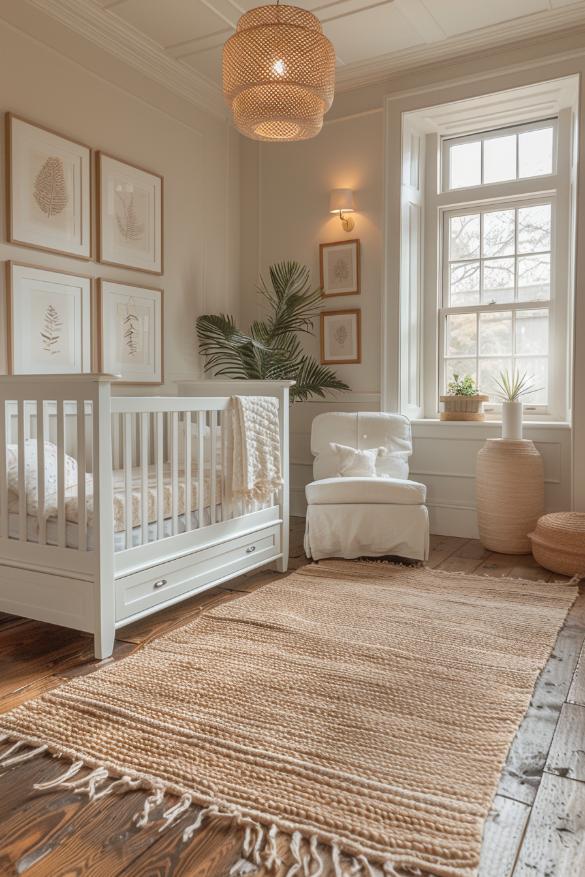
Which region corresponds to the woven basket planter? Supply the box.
[529,512,585,576]
[440,394,489,422]
[476,439,544,554]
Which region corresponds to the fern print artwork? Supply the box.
[122,298,140,357]
[333,257,351,285]
[40,303,63,355]
[115,190,145,242]
[33,156,68,218]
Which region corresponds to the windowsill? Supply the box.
[411,418,571,429]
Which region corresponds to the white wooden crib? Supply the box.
[0,375,291,658]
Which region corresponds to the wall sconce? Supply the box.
[330,188,355,232]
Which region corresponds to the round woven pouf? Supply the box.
[529,513,585,576]
[476,439,544,554]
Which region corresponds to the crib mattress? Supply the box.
[8,504,223,552]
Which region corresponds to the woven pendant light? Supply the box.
[223,3,335,142]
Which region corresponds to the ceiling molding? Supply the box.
[335,2,585,91]
[25,0,227,119]
[20,0,585,121]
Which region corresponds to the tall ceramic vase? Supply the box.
[502,400,523,440]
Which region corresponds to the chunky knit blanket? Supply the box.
[231,394,283,502]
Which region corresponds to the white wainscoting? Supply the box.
[291,399,572,540]
[410,421,572,538]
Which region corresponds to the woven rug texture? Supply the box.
[0,560,577,877]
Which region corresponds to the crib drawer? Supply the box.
[115,524,281,623]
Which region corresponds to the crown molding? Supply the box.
[335,3,585,92]
[25,0,227,120]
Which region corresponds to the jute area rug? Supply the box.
[0,561,577,877]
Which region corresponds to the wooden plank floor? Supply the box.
[0,518,583,877]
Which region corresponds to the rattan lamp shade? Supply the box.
[223,4,335,142]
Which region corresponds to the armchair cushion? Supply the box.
[329,443,381,477]
[305,476,426,506]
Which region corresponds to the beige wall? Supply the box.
[244,37,585,531]
[0,17,240,392]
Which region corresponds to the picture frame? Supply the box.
[320,308,362,365]
[98,279,163,385]
[97,152,164,275]
[6,261,92,375]
[319,239,360,297]
[6,114,91,260]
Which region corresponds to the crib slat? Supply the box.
[171,411,179,535]
[56,400,66,548]
[124,412,133,550]
[156,412,164,540]
[210,410,217,524]
[198,411,205,529]
[17,400,26,541]
[77,400,87,551]
[141,412,149,546]
[36,400,46,545]
[184,411,192,532]
[0,401,7,539]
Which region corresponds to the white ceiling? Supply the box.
[91,0,585,93]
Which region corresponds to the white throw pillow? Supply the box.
[329,442,384,477]
[6,440,78,517]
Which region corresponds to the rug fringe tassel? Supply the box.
[0,737,397,877]
[568,572,584,585]
[1,744,47,767]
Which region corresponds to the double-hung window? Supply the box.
[435,117,571,419]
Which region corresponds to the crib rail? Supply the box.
[110,395,239,551]
[0,376,288,563]
[0,375,113,576]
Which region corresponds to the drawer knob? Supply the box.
[153,579,167,589]
[245,545,256,554]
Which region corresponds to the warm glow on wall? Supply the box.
[330,188,355,232]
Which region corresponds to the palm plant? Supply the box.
[196,261,350,402]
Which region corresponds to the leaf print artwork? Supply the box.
[116,190,145,242]
[334,324,348,348]
[40,303,63,355]
[33,156,68,217]
[333,257,350,284]
[122,298,140,357]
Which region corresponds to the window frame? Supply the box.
[441,118,558,193]
[426,110,572,422]
[439,195,556,415]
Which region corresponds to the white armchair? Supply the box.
[303,412,429,561]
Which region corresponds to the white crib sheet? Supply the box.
[8,504,223,551]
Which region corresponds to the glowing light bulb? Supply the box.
[272,58,286,77]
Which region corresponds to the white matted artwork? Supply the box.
[97,153,163,275]
[7,262,92,374]
[98,280,163,385]
[320,239,360,296]
[320,309,361,365]
[7,115,91,259]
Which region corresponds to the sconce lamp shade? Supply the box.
[223,5,336,142]
[329,189,355,214]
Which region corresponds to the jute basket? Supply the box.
[529,512,585,576]
[476,439,544,554]
[440,394,489,422]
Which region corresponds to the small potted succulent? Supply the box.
[493,369,540,441]
[440,374,489,421]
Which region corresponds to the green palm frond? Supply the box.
[196,261,350,401]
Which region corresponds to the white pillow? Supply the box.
[329,442,385,477]
[6,440,78,517]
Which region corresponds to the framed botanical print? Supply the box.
[6,114,91,259]
[320,239,360,296]
[320,308,361,365]
[6,262,92,374]
[97,152,163,275]
[98,280,163,385]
